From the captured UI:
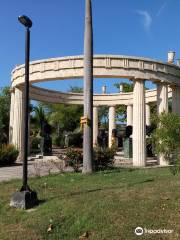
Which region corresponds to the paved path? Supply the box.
[0,157,72,182]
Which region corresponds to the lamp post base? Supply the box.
[10,189,38,209]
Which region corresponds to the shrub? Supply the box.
[93,146,116,171]
[30,137,41,150]
[65,146,116,172]
[52,135,64,148]
[0,144,19,166]
[68,132,83,148]
[151,112,180,174]
[65,148,83,172]
[170,155,180,175]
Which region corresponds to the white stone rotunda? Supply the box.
[9,54,180,167]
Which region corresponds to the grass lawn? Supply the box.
[0,168,179,240]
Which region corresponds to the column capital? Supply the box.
[156,81,169,86]
[10,87,15,93]
[170,84,178,90]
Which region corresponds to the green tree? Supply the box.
[69,86,83,93]
[151,112,180,174]
[0,87,11,144]
[114,82,134,122]
[98,106,109,129]
[32,105,47,134]
[37,86,84,134]
[114,82,134,93]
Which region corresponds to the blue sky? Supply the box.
[0,0,180,93]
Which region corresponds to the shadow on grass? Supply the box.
[43,178,155,203]
[38,199,47,205]
[95,167,137,175]
[127,178,155,187]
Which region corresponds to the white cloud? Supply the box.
[156,0,169,17]
[136,10,152,32]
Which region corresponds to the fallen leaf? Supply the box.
[47,224,53,233]
[79,231,89,239]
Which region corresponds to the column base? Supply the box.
[132,162,146,167]
[158,155,169,166]
[10,188,39,209]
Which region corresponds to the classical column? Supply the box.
[12,87,25,161]
[93,106,98,146]
[146,104,151,126]
[157,83,168,166]
[171,85,180,114]
[157,83,168,115]
[133,79,146,166]
[127,104,133,126]
[9,88,15,144]
[109,106,116,147]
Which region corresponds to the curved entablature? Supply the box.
[28,85,172,106]
[12,55,180,88]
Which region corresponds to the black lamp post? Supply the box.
[10,15,38,209]
[19,15,32,191]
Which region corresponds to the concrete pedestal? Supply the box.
[10,190,39,209]
[123,138,132,158]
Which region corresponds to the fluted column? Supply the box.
[12,87,25,161]
[157,83,168,115]
[157,83,168,166]
[109,106,116,147]
[171,85,180,114]
[146,104,151,126]
[127,104,133,126]
[93,106,98,146]
[133,79,146,166]
[9,88,15,144]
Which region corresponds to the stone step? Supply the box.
[115,151,124,156]
[52,148,67,156]
[114,155,158,167]
[114,162,133,167]
[114,155,132,160]
[114,158,132,163]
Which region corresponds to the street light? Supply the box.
[18,15,32,28]
[10,15,38,209]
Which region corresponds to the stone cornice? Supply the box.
[11,55,180,87]
[29,85,172,106]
